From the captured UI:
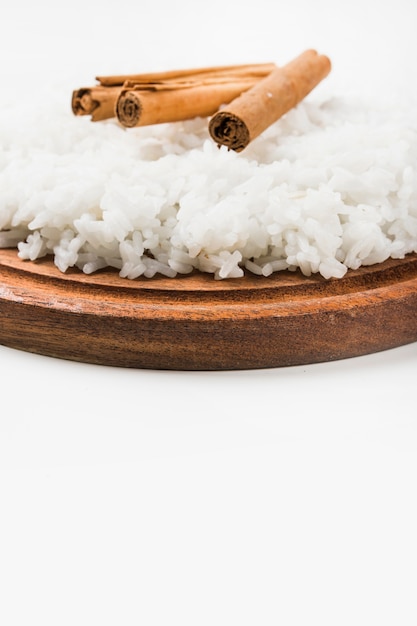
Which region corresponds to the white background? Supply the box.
[1,1,417,624]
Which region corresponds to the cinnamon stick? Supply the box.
[116,78,271,128]
[208,50,331,152]
[122,74,274,91]
[96,63,276,87]
[71,86,122,121]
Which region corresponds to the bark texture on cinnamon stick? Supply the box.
[208,50,331,152]
[115,79,271,128]
[96,63,276,87]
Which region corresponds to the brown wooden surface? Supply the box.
[0,248,416,370]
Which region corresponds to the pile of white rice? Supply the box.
[1,85,416,280]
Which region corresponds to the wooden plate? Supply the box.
[1,248,416,370]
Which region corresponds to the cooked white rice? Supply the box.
[0,85,416,280]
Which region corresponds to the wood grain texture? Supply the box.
[1,248,416,370]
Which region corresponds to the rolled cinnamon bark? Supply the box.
[71,86,122,121]
[96,63,276,87]
[116,79,268,128]
[208,50,331,152]
[122,75,273,91]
